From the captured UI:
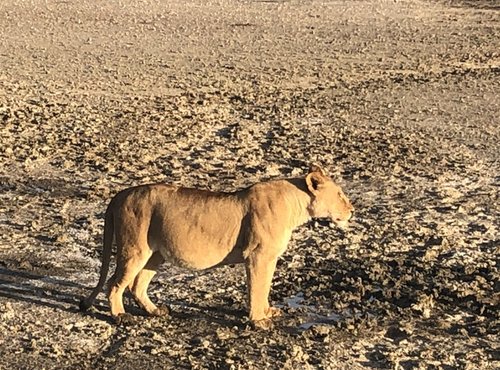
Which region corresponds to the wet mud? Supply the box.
[0,1,498,369]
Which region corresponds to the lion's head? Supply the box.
[305,164,354,227]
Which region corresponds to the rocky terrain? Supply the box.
[0,0,498,369]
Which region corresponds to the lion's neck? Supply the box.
[285,178,314,227]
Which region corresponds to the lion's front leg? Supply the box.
[245,252,279,329]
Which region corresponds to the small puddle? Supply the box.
[281,292,348,330]
[298,313,343,330]
[285,292,305,308]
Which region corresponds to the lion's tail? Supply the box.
[79,205,114,312]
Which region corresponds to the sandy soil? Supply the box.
[0,0,498,369]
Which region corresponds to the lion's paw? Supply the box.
[115,313,135,326]
[152,305,170,317]
[252,318,274,330]
[265,307,282,318]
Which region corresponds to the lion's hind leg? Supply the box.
[108,242,152,324]
[129,251,169,317]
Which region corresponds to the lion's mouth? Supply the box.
[332,218,349,229]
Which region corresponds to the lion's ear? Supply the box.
[309,163,326,176]
[306,171,325,194]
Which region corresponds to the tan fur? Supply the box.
[80,165,353,329]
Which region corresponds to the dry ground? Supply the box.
[0,0,499,369]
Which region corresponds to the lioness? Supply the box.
[80,165,353,329]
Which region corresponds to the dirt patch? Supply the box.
[0,0,498,369]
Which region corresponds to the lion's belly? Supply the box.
[148,192,248,269]
[149,218,244,270]
[162,240,242,270]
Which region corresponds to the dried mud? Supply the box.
[0,1,499,369]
